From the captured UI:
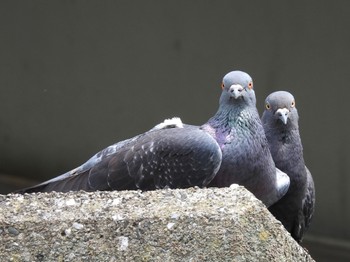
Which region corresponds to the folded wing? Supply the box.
[18,126,222,193]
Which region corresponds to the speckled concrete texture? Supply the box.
[0,185,314,261]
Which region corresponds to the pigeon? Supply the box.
[16,71,289,207]
[206,71,289,207]
[261,91,315,242]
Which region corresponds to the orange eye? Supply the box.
[265,103,271,110]
[248,81,253,89]
[291,100,295,107]
[221,82,225,89]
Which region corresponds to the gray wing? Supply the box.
[303,166,315,231]
[30,117,187,186]
[292,166,315,242]
[17,126,222,193]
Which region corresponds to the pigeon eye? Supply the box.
[265,103,271,110]
[291,101,295,107]
[221,82,225,90]
[248,81,253,89]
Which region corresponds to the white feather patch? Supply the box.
[152,117,184,130]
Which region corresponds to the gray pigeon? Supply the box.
[206,71,289,207]
[261,91,315,242]
[16,71,289,207]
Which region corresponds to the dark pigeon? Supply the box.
[16,71,289,207]
[261,91,315,242]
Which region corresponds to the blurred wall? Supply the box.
[1,1,350,260]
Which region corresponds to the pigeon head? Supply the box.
[219,70,256,107]
[263,91,299,126]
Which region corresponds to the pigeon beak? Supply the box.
[229,84,244,99]
[276,108,290,124]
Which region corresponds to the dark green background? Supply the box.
[1,1,349,260]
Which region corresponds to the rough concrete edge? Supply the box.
[0,185,314,261]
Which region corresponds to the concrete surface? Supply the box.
[0,185,313,261]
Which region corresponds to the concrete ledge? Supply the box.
[0,185,314,261]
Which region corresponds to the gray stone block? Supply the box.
[0,185,314,261]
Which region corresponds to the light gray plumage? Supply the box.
[16,71,289,207]
[261,91,315,242]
